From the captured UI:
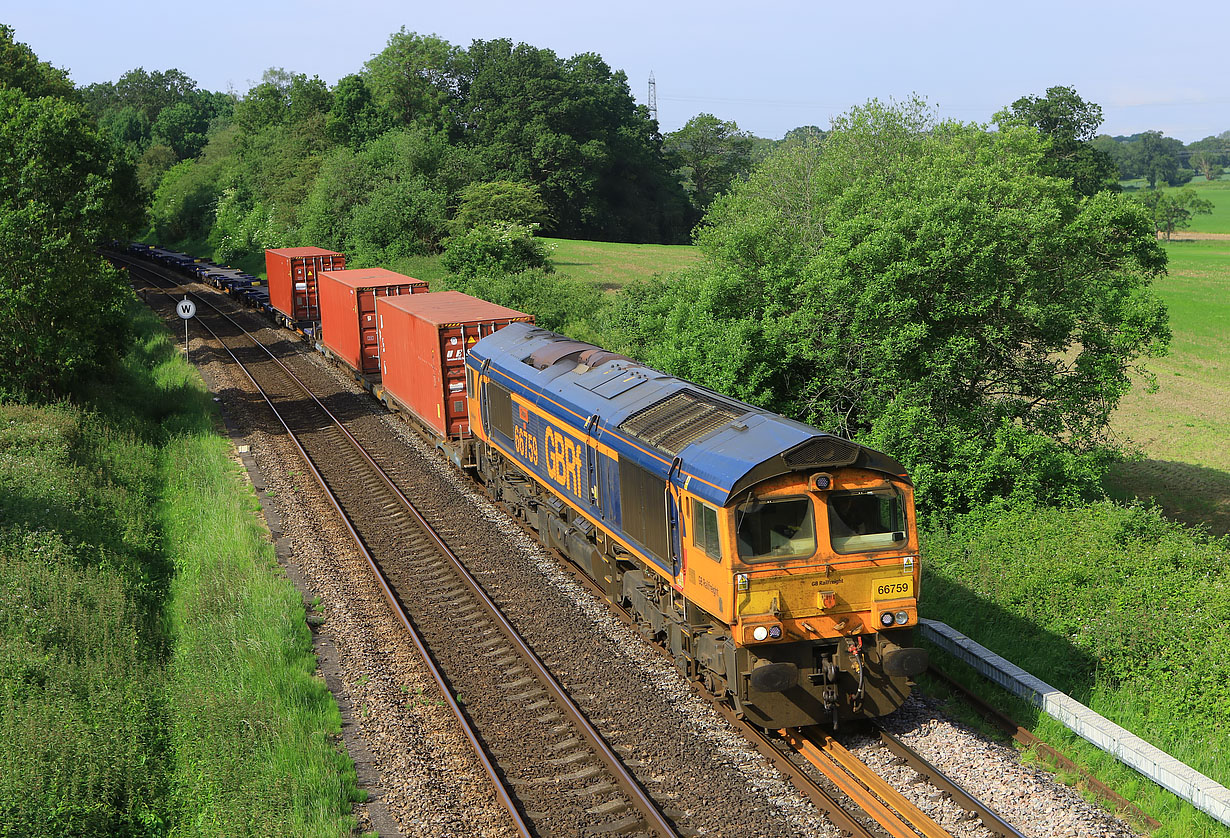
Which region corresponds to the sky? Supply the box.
[5,0,1229,143]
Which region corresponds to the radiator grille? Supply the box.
[782,436,859,468]
[618,390,743,456]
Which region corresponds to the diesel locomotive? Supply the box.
[465,323,928,728]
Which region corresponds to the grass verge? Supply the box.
[922,500,1230,836]
[0,297,358,836]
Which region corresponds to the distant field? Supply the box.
[1178,180,1230,233]
[388,238,700,290]
[1109,237,1230,534]
[1120,177,1230,234]
[543,237,701,290]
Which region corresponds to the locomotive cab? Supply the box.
[711,467,928,728]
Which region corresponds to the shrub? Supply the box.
[441,221,554,278]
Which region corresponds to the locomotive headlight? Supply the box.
[768,625,782,639]
[753,626,769,641]
[894,610,910,625]
[880,612,894,627]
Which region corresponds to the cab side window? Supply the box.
[691,498,721,561]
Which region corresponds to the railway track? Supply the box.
[924,665,1161,832]
[470,435,1033,838]
[120,253,1110,838]
[125,257,681,838]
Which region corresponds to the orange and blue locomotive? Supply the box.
[466,323,928,728]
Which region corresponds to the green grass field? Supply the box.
[1108,227,1230,535]
[1177,180,1230,233]
[1120,177,1230,235]
[542,237,700,290]
[314,238,700,292]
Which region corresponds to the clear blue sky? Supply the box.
[6,0,1228,142]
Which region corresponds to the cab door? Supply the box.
[666,457,684,588]
[585,414,601,514]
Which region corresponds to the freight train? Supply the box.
[125,243,928,728]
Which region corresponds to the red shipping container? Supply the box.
[318,268,428,376]
[377,291,533,439]
[265,247,346,322]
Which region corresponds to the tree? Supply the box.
[453,39,687,242]
[1188,151,1224,181]
[1136,130,1190,188]
[0,84,143,398]
[137,142,177,192]
[99,105,151,155]
[297,126,479,263]
[325,74,390,148]
[612,98,1169,512]
[363,29,458,132]
[0,24,74,99]
[782,125,826,146]
[88,67,197,121]
[1000,85,1118,196]
[1136,188,1214,240]
[1185,134,1227,181]
[151,100,210,159]
[233,69,331,134]
[664,113,754,213]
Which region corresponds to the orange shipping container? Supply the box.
[265,247,346,322]
[377,291,533,439]
[318,268,428,376]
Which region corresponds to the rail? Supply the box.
[126,257,682,838]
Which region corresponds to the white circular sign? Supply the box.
[177,298,197,320]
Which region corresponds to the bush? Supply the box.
[441,221,554,278]
[923,500,1230,731]
[0,404,169,837]
[451,180,550,233]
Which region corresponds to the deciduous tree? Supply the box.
[0,24,74,99]
[664,113,754,213]
[1000,85,1118,196]
[326,73,390,149]
[1135,130,1190,187]
[1136,188,1214,240]
[612,98,1169,512]
[452,180,550,231]
[363,29,458,132]
[0,78,142,398]
[453,39,687,242]
[1188,150,1224,181]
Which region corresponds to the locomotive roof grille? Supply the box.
[618,390,744,456]
[782,436,859,468]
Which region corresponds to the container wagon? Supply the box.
[265,247,346,327]
[318,268,428,377]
